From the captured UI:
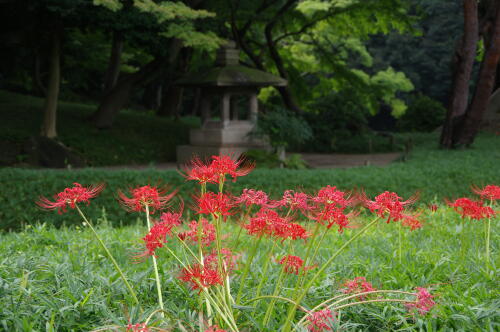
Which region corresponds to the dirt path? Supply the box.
[95,152,402,170]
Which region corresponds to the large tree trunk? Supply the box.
[40,30,61,138]
[92,39,182,129]
[103,31,123,94]
[264,0,304,114]
[440,0,479,148]
[455,3,500,146]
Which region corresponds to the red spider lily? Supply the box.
[306,308,336,332]
[406,287,435,315]
[179,263,223,292]
[236,189,278,208]
[118,185,177,214]
[196,192,234,219]
[278,190,311,211]
[401,213,423,230]
[140,219,177,256]
[204,248,238,274]
[312,185,353,208]
[244,208,307,240]
[37,183,105,214]
[180,218,216,247]
[181,156,218,185]
[126,322,149,332]
[361,191,418,223]
[210,155,255,182]
[472,184,500,201]
[205,325,226,332]
[159,211,183,228]
[448,198,496,220]
[342,277,376,299]
[279,255,315,275]
[312,205,351,233]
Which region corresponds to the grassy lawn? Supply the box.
[0,204,497,331]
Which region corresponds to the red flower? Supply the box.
[236,189,278,208]
[205,325,226,332]
[118,185,176,214]
[406,287,435,315]
[448,198,495,220]
[180,218,216,247]
[313,205,350,232]
[196,192,234,219]
[204,248,238,274]
[210,155,254,182]
[159,211,183,228]
[37,182,105,214]
[342,277,376,299]
[141,220,177,256]
[313,186,353,208]
[401,213,423,230]
[362,191,418,223]
[472,184,500,201]
[244,208,307,240]
[179,264,223,292]
[306,309,335,332]
[126,322,149,332]
[278,190,311,211]
[279,255,305,275]
[182,157,218,185]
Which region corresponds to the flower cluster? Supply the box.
[307,308,335,332]
[363,191,418,223]
[179,264,223,292]
[310,186,354,232]
[342,277,376,299]
[37,182,104,214]
[278,190,311,211]
[236,189,277,208]
[204,248,238,274]
[196,192,234,219]
[183,155,254,184]
[118,185,176,214]
[279,255,314,275]
[179,218,216,247]
[472,184,500,201]
[448,198,495,220]
[406,287,435,315]
[244,208,308,241]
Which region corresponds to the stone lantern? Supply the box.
[176,41,287,164]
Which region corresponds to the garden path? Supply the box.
[97,152,402,170]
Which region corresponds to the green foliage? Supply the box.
[0,90,198,166]
[2,132,499,231]
[244,150,309,170]
[253,108,313,149]
[398,94,446,132]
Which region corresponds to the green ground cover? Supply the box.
[0,206,497,331]
[0,90,199,166]
[1,133,499,230]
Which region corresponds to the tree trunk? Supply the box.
[33,49,46,96]
[157,85,183,118]
[264,0,304,114]
[455,3,500,146]
[40,30,60,138]
[440,0,479,148]
[92,39,182,129]
[103,31,123,94]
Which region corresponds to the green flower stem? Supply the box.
[254,240,278,302]
[296,222,322,289]
[486,216,491,268]
[235,235,263,304]
[282,217,379,332]
[145,205,164,316]
[398,220,402,264]
[262,263,286,327]
[75,205,139,305]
